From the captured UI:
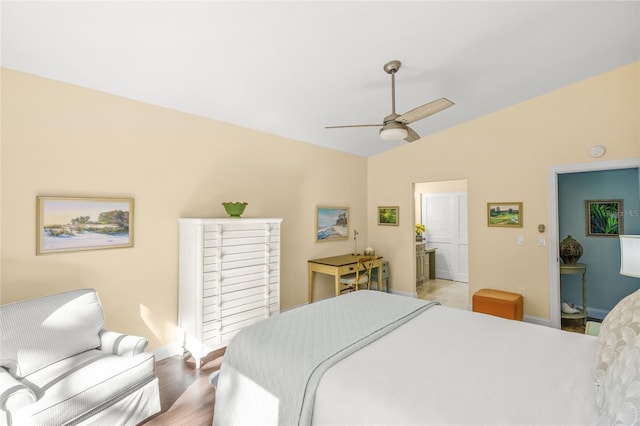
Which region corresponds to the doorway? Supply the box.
[547,158,640,329]
[414,179,469,309]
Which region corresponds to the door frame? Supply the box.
[547,158,640,329]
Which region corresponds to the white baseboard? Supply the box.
[151,343,181,361]
[389,288,417,298]
[523,314,553,328]
[464,303,553,327]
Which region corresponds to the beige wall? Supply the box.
[368,61,640,320]
[2,62,639,350]
[415,179,468,195]
[0,68,367,350]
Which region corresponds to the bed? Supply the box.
[212,289,640,425]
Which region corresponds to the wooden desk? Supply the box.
[308,254,383,303]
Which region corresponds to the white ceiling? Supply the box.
[2,1,639,157]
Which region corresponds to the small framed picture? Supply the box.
[487,202,523,228]
[316,206,349,241]
[586,199,623,237]
[378,206,399,226]
[36,196,134,255]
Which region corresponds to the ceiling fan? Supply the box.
[326,60,454,142]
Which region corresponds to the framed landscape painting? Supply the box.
[487,202,523,228]
[36,196,134,255]
[378,206,399,226]
[586,199,623,237]
[316,206,349,241]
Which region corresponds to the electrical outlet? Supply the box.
[518,287,525,297]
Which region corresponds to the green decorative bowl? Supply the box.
[222,202,248,217]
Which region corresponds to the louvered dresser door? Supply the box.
[177,217,282,368]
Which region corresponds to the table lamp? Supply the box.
[620,235,640,278]
[352,229,359,256]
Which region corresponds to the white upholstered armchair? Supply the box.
[0,288,160,426]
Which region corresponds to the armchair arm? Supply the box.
[0,368,36,412]
[99,330,149,356]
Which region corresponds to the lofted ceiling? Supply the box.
[2,1,639,157]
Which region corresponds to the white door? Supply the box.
[421,192,469,282]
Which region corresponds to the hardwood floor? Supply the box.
[142,348,225,426]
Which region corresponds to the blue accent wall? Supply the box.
[558,168,640,316]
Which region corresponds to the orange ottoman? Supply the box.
[472,289,523,321]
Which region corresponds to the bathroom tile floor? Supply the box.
[417,279,469,310]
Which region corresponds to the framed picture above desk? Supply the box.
[308,254,384,303]
[315,207,349,241]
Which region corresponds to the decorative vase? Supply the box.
[559,235,583,265]
[416,235,423,242]
[222,202,248,218]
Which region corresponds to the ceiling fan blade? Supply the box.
[404,126,420,143]
[396,98,454,125]
[325,124,381,129]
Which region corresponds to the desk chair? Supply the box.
[339,257,375,294]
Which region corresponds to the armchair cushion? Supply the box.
[0,289,103,378]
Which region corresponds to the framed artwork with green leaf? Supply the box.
[487,202,522,227]
[586,199,623,237]
[377,206,399,226]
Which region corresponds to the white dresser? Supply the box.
[177,217,282,368]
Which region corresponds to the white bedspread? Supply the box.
[213,291,438,426]
[313,304,599,425]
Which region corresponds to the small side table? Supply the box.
[560,263,587,323]
[370,261,390,292]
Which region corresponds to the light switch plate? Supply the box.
[517,236,525,245]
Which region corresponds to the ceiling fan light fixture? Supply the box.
[326,59,454,145]
[379,125,408,141]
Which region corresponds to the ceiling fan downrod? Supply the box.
[384,60,401,118]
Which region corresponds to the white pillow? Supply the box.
[595,289,640,388]
[596,333,640,425]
